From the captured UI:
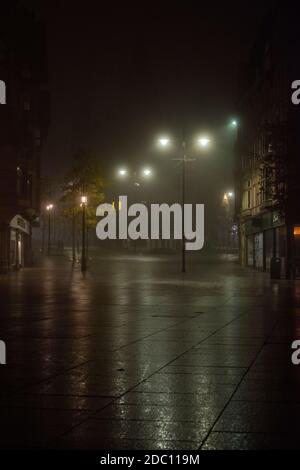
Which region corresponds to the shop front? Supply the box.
[242,211,286,274]
[9,215,30,270]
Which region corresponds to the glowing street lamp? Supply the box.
[198,137,210,147]
[118,169,128,177]
[158,137,170,147]
[223,191,235,254]
[223,191,235,209]
[117,167,153,186]
[80,196,87,273]
[223,191,234,202]
[142,168,152,177]
[230,120,238,140]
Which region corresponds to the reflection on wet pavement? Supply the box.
[0,254,300,449]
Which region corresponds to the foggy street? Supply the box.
[1,0,300,458]
[1,254,300,449]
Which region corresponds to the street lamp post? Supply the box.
[81,196,87,273]
[46,204,54,256]
[158,135,210,273]
[41,216,45,255]
[117,167,152,204]
[223,191,235,254]
[117,167,152,253]
[230,119,238,141]
[181,141,186,273]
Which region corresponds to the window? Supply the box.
[261,166,272,202]
[247,180,251,209]
[294,227,300,236]
[242,181,251,210]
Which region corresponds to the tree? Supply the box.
[61,149,107,261]
[259,122,288,218]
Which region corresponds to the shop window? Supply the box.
[294,227,300,260]
[294,227,300,236]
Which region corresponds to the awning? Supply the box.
[9,215,30,234]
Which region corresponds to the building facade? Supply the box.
[235,8,300,278]
[0,3,49,272]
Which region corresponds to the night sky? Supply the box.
[27,0,272,208]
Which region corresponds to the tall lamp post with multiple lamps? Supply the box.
[117,167,153,204]
[117,167,153,188]
[158,135,211,273]
[117,167,153,252]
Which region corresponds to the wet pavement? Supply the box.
[1,253,300,449]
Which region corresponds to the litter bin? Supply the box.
[270,257,281,279]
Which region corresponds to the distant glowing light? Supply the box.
[294,227,300,236]
[198,137,210,147]
[46,204,54,211]
[81,196,87,205]
[143,168,152,177]
[118,169,128,177]
[223,192,234,203]
[231,120,238,127]
[159,138,170,147]
[112,200,122,210]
